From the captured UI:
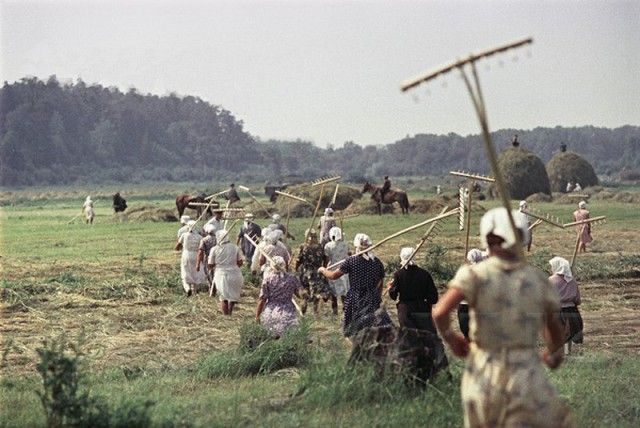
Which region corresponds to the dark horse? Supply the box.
[175,194,216,218]
[362,182,410,215]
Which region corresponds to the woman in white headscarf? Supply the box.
[175,220,207,296]
[457,248,488,339]
[323,226,350,315]
[387,247,439,333]
[433,207,573,428]
[256,256,303,336]
[251,228,271,275]
[260,230,291,271]
[518,200,533,251]
[82,196,95,224]
[318,207,337,246]
[549,256,583,354]
[208,229,244,315]
[573,200,593,252]
[318,233,391,337]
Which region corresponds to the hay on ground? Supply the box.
[116,205,178,222]
[546,151,599,192]
[493,147,551,199]
[343,198,395,215]
[272,185,361,218]
[526,192,553,203]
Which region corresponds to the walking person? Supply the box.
[237,213,261,264]
[549,256,583,355]
[294,229,330,315]
[433,208,574,427]
[323,227,350,316]
[387,247,439,333]
[318,233,392,337]
[255,256,303,337]
[175,220,207,296]
[457,249,487,339]
[196,223,217,295]
[573,200,593,252]
[318,208,337,247]
[208,229,244,315]
[82,196,95,224]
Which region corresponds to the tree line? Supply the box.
[1,76,638,186]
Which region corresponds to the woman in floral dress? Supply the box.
[256,256,302,336]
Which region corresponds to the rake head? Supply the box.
[311,175,341,186]
[449,170,496,183]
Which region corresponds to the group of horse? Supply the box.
[176,181,410,218]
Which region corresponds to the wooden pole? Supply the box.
[238,186,271,218]
[400,207,450,269]
[528,218,543,231]
[308,184,325,233]
[563,216,606,228]
[327,209,459,269]
[464,181,475,257]
[285,201,291,245]
[330,183,340,207]
[570,225,585,269]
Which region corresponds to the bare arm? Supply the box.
[318,266,344,280]
[255,297,266,322]
[540,309,565,369]
[433,288,469,357]
[196,249,204,271]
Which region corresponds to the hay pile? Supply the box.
[116,205,178,222]
[343,198,396,215]
[526,192,553,203]
[546,151,599,192]
[272,185,361,218]
[494,147,551,199]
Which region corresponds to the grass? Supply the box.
[1,184,640,427]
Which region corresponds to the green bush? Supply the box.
[422,244,457,284]
[197,321,311,379]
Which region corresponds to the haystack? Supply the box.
[272,184,361,218]
[117,205,178,222]
[343,198,395,215]
[546,151,598,192]
[494,147,551,199]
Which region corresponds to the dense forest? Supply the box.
[1,76,639,186]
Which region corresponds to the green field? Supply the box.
[1,184,639,427]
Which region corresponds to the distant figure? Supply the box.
[268,213,295,240]
[82,196,94,224]
[436,185,442,195]
[573,182,582,192]
[237,213,261,264]
[318,207,336,247]
[573,201,593,252]
[381,176,391,198]
[255,256,302,337]
[457,248,487,339]
[511,134,519,148]
[225,183,241,205]
[197,223,217,292]
[566,181,575,193]
[260,230,291,271]
[548,257,583,355]
[205,208,224,234]
[112,192,127,213]
[560,143,567,153]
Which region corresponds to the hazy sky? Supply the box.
[1,0,639,147]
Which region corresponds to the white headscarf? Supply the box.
[479,207,529,249]
[272,213,281,223]
[400,247,415,268]
[268,255,286,275]
[261,228,269,238]
[549,256,573,282]
[578,200,587,209]
[329,226,343,241]
[466,248,487,264]
[266,230,280,245]
[186,220,197,231]
[519,200,528,210]
[215,229,230,244]
[180,215,191,225]
[353,233,375,260]
[85,196,92,203]
[324,207,334,216]
[203,223,216,235]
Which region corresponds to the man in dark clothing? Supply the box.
[112,192,127,213]
[381,176,391,200]
[237,213,261,263]
[388,247,439,333]
[225,183,241,205]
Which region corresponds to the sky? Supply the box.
[1,0,639,147]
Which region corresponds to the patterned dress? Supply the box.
[259,272,302,336]
[339,255,392,337]
[449,257,574,428]
[573,208,593,245]
[323,240,350,297]
[296,243,331,302]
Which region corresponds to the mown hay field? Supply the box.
[1,184,639,427]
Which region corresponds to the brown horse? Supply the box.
[175,194,216,218]
[362,182,410,215]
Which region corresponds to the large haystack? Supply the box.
[546,151,598,192]
[116,205,178,222]
[495,147,551,199]
[343,198,395,215]
[272,184,361,218]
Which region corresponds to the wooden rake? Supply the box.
[238,185,271,218]
[565,216,607,268]
[400,207,452,269]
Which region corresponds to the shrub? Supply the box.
[422,244,457,284]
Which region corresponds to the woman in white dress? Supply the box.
[323,227,350,315]
[175,220,207,296]
[82,196,95,224]
[208,229,244,315]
